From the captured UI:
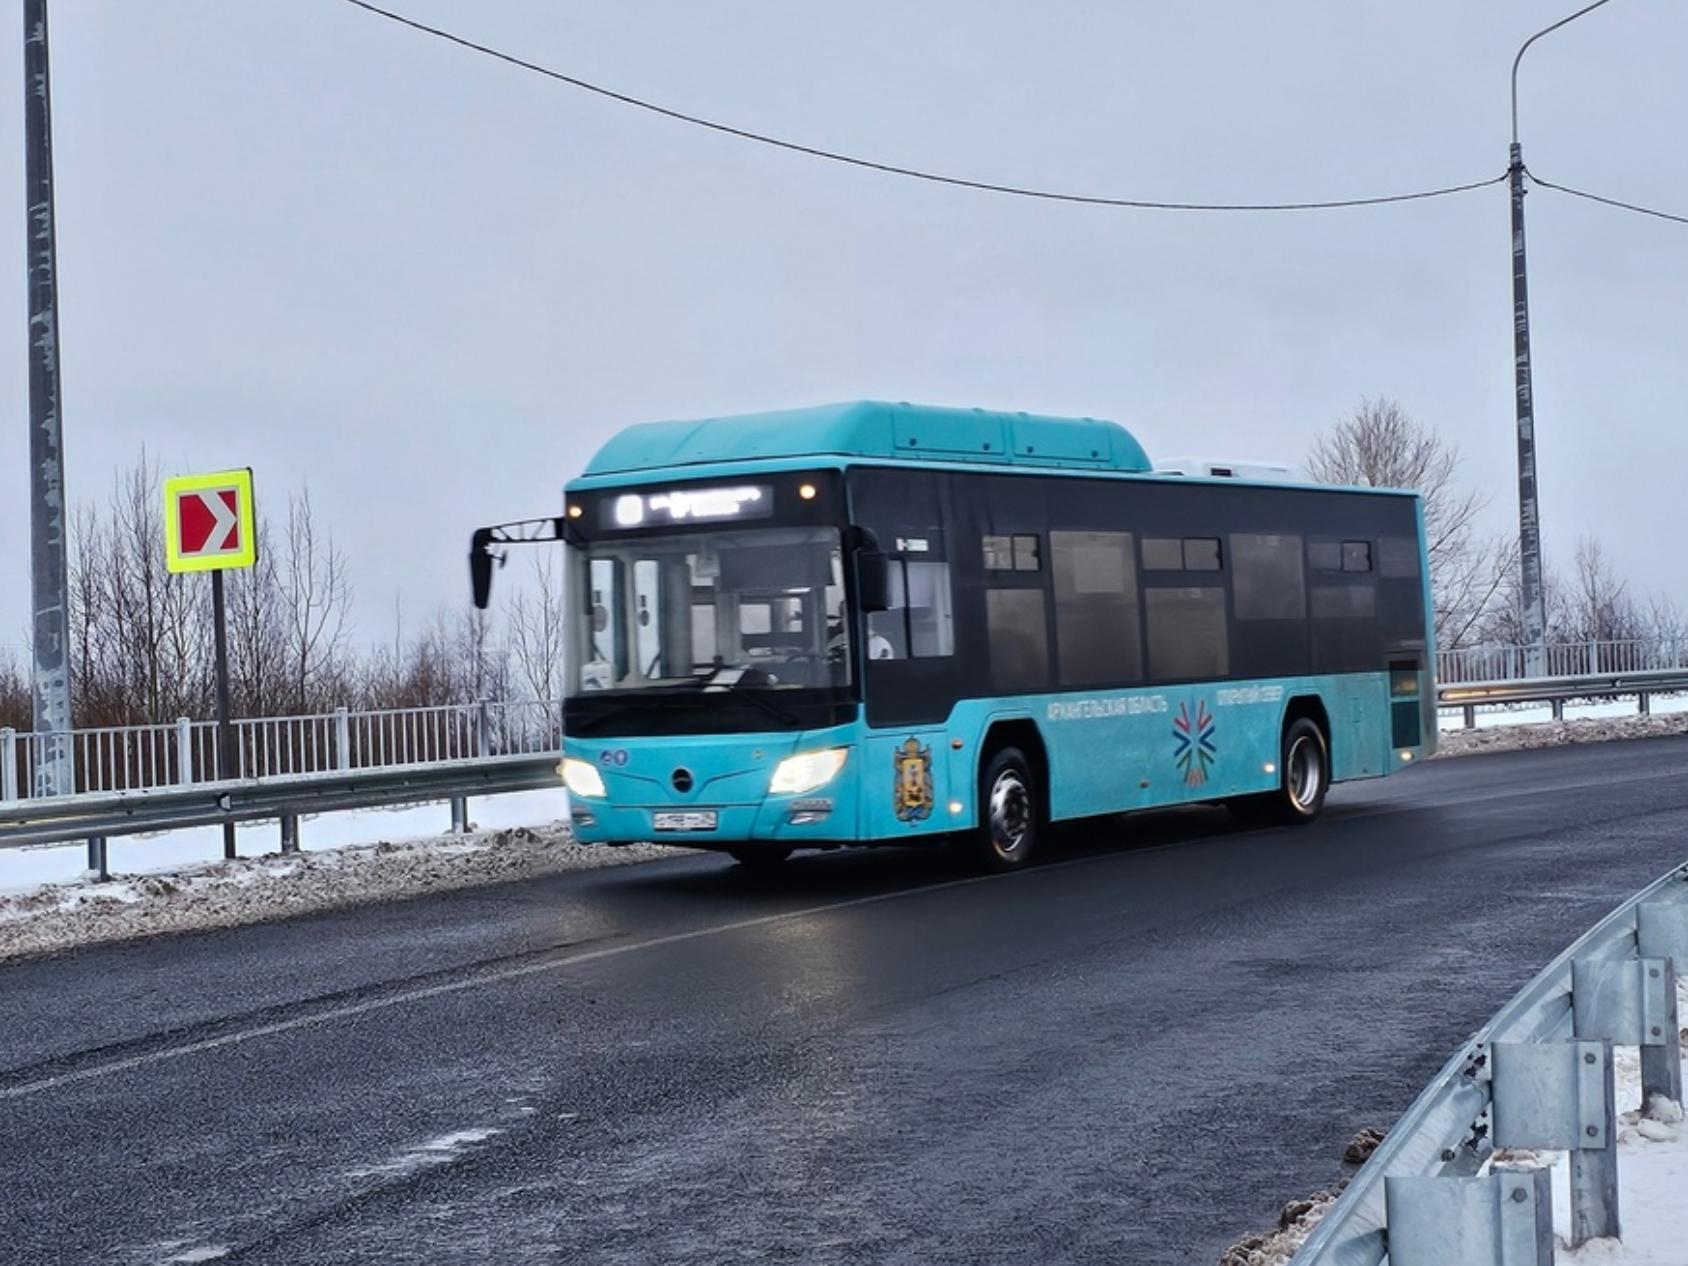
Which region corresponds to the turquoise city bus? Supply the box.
[471,402,1435,871]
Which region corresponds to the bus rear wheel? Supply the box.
[728,845,794,868]
[964,747,1040,872]
[1232,717,1330,826]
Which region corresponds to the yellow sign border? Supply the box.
[164,468,258,574]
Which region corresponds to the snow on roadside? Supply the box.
[1438,693,1688,735]
[1437,710,1688,758]
[1216,1190,1338,1265]
[1489,978,1688,1264]
[0,788,581,893]
[0,819,684,963]
[1221,988,1688,1264]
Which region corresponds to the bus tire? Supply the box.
[728,845,794,868]
[1232,717,1330,826]
[967,746,1040,872]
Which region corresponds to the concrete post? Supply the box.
[0,728,16,803]
[176,716,193,785]
[335,706,351,771]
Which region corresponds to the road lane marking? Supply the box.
[0,867,1029,1101]
[9,755,1688,1102]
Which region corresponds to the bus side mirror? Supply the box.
[857,549,891,613]
[470,528,501,609]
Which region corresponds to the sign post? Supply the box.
[165,469,257,859]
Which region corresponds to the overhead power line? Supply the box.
[1527,171,1688,226]
[339,0,1508,212]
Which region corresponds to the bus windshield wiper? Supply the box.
[692,670,802,727]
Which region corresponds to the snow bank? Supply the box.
[1491,978,1688,1263]
[0,788,581,893]
[1437,711,1688,757]
[1217,1189,1338,1265]
[1438,694,1688,735]
[0,820,683,963]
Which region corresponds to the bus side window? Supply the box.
[1051,530,1139,685]
[1145,586,1229,681]
[867,560,955,659]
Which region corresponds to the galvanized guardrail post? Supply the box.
[1638,899,1688,1105]
[279,812,299,854]
[1573,957,1682,1108]
[1384,1169,1553,1266]
[0,728,16,803]
[1490,1038,1620,1245]
[85,836,109,883]
[448,700,495,835]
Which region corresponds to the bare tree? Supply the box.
[70,456,211,724]
[224,516,287,716]
[456,607,508,704]
[280,489,352,713]
[1646,593,1688,650]
[1307,398,1509,648]
[0,649,28,733]
[506,552,566,702]
[1434,534,1519,652]
[1563,536,1643,645]
[1481,557,1568,649]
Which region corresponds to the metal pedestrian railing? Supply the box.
[1438,638,1688,686]
[1293,862,1688,1264]
[1,700,563,805]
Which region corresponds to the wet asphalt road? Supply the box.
[6,739,1688,1266]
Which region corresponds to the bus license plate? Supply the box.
[653,810,718,832]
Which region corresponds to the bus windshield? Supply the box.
[567,525,850,695]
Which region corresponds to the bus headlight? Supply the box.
[769,747,848,796]
[561,757,607,798]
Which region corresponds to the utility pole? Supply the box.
[1507,143,1546,678]
[23,0,74,796]
[1508,0,1616,678]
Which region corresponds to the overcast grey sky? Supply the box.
[3,0,1685,660]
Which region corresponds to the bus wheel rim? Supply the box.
[989,770,1031,857]
[1287,735,1322,811]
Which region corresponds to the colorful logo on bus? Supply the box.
[893,737,934,823]
[1173,699,1217,787]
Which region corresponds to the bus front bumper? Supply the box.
[568,796,848,846]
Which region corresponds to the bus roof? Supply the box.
[580,401,1154,478]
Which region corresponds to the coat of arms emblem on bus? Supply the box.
[1173,699,1217,787]
[893,737,935,823]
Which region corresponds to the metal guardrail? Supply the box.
[1436,667,1688,727]
[1,700,562,804]
[0,755,561,873]
[1438,639,1688,686]
[1293,861,1688,1264]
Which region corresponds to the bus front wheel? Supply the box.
[1232,717,1330,826]
[965,747,1040,872]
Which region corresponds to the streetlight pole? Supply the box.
[23,0,73,796]
[1509,0,1617,677]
